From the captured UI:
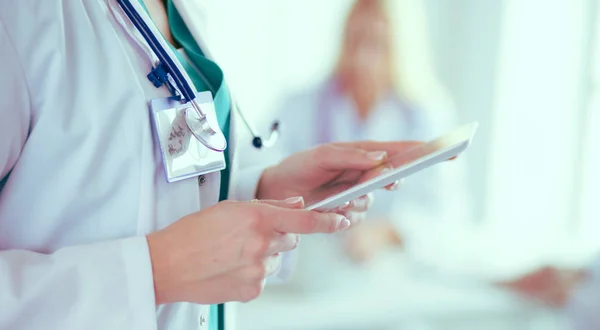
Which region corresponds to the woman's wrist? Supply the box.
[147,230,186,306]
[147,232,170,305]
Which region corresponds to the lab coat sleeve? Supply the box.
[0,23,157,330]
[226,93,307,202]
[0,238,157,330]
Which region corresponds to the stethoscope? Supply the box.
[116,0,279,151]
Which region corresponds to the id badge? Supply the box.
[150,91,226,183]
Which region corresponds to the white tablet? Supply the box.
[305,122,479,212]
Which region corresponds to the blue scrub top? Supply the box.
[138,1,232,329]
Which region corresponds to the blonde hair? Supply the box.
[336,0,456,121]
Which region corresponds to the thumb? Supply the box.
[250,196,305,209]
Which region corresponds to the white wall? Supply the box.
[206,0,353,127]
[424,0,505,223]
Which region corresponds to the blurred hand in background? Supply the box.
[499,266,588,307]
[343,220,403,263]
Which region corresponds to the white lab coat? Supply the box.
[0,1,267,329]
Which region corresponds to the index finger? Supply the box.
[263,206,350,234]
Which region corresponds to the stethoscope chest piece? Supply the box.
[184,105,227,152]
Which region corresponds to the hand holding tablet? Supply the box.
[306,122,479,212]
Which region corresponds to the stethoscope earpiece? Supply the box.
[270,121,280,132]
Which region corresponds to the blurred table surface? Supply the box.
[235,250,563,330]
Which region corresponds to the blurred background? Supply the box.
[207,0,600,329]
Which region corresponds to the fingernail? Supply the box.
[349,214,363,225]
[389,179,404,190]
[367,151,387,161]
[337,217,351,231]
[353,197,368,209]
[338,201,351,210]
[284,196,304,204]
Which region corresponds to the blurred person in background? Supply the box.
[267,0,472,272]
